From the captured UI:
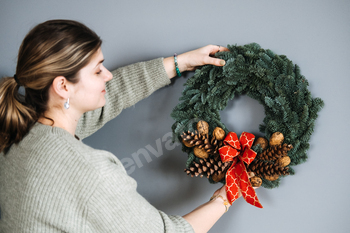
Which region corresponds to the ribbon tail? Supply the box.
[225,165,240,204]
[236,161,263,208]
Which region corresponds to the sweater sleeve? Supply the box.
[85,152,194,233]
[75,58,171,139]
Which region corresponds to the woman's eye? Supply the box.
[96,70,102,75]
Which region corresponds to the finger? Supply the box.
[208,45,229,56]
[208,45,221,56]
[211,185,224,198]
[219,46,230,52]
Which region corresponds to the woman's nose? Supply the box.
[104,68,113,82]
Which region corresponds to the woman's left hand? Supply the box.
[178,44,229,71]
[164,44,229,79]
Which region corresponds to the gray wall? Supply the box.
[1,0,349,232]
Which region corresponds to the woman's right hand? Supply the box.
[212,173,258,209]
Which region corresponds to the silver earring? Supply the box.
[64,98,70,109]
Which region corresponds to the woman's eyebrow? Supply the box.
[95,59,104,68]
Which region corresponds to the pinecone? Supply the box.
[256,143,293,161]
[181,131,215,154]
[184,156,231,179]
[210,137,223,155]
[247,160,290,178]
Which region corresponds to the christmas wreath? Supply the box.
[171,43,324,208]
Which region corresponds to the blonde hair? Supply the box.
[0,19,102,153]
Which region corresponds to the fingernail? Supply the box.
[220,60,226,66]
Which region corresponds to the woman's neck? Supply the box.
[38,110,82,136]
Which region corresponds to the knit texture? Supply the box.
[0,58,194,233]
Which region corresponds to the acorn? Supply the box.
[269,132,284,146]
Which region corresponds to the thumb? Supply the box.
[205,57,226,67]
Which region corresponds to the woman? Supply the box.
[0,19,233,233]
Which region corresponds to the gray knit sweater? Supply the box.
[0,58,194,233]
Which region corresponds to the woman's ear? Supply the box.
[51,76,70,99]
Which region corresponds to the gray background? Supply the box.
[1,0,349,232]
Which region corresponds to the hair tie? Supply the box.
[13,74,21,86]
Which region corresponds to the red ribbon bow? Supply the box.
[218,132,263,208]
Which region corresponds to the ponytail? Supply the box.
[0,77,37,153]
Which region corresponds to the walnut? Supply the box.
[253,137,268,150]
[212,127,225,141]
[269,132,284,146]
[193,146,209,159]
[197,120,209,136]
[250,176,262,187]
[212,172,226,183]
[277,156,291,167]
